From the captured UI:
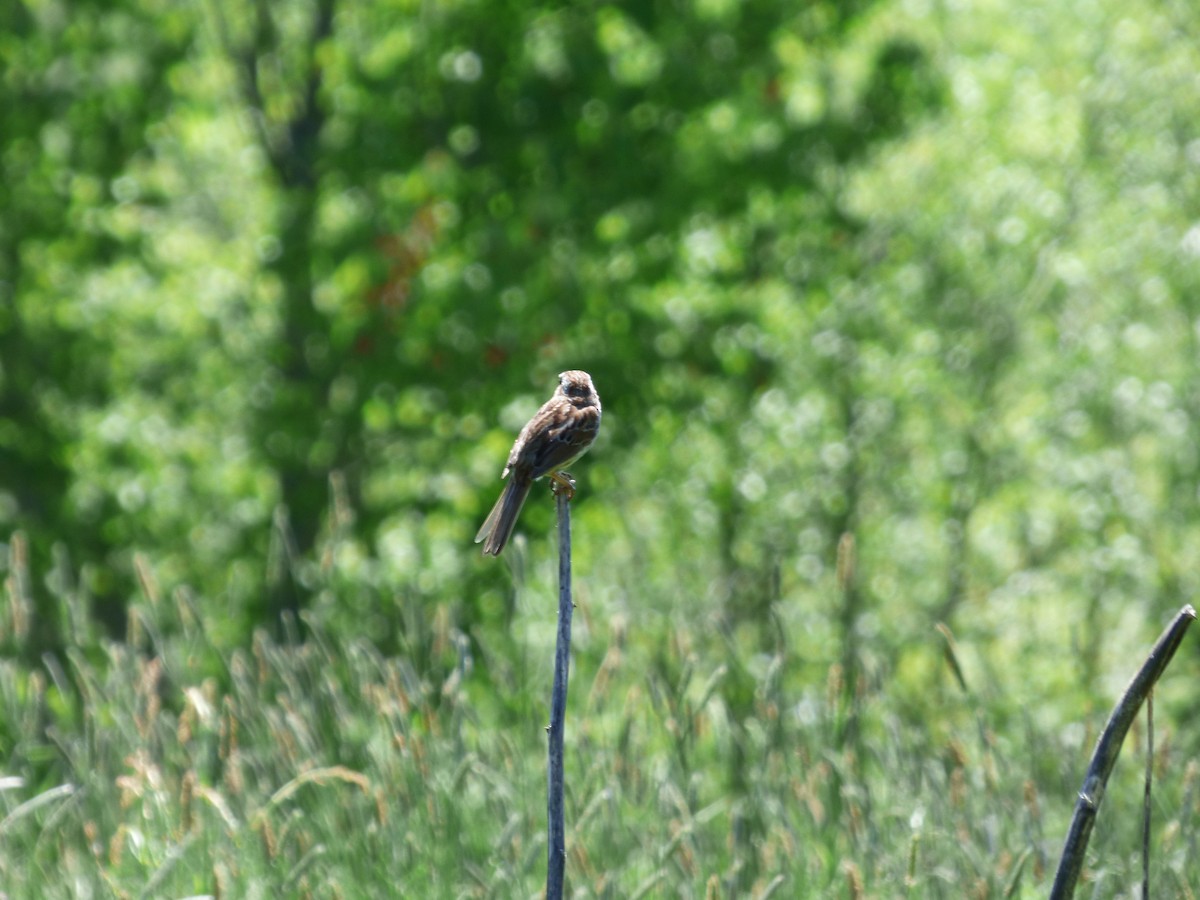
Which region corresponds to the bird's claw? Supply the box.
[549,471,576,499]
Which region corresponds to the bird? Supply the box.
[475,370,602,556]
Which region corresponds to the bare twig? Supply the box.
[546,483,574,899]
[1049,604,1196,899]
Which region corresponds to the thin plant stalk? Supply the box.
[546,483,574,899]
[1142,689,1153,900]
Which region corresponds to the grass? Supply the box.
[1,527,1198,899]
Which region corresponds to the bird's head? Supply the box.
[557,370,596,401]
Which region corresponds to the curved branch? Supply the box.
[1050,604,1196,899]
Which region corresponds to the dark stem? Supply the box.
[546,484,573,899]
[1142,689,1153,900]
[1050,604,1195,899]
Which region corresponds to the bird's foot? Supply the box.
[549,471,576,499]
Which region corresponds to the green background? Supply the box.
[2,0,1198,895]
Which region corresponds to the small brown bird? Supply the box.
[475,370,602,556]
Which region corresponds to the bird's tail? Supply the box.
[475,477,532,556]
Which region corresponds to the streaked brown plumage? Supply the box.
[475,370,601,556]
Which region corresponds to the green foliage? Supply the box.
[2,0,1200,893]
[2,546,1197,896]
[5,0,945,628]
